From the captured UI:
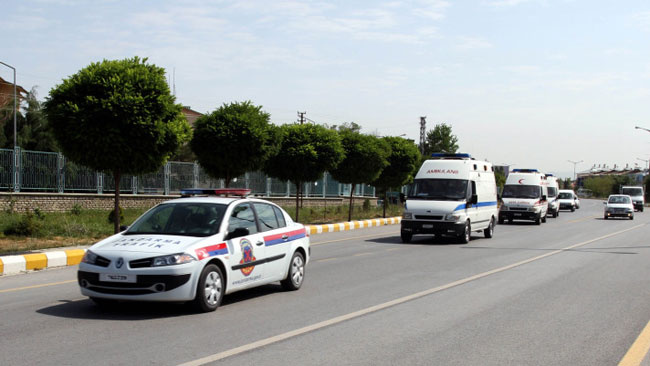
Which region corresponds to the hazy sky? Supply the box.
[3,0,650,178]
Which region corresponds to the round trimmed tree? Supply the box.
[263,123,344,222]
[44,57,191,233]
[190,101,275,187]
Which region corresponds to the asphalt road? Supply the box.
[1,199,649,366]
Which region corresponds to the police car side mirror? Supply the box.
[225,227,250,240]
[119,225,129,232]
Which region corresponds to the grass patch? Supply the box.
[0,204,402,255]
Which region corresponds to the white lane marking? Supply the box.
[178,224,645,366]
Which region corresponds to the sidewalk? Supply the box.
[0,217,402,276]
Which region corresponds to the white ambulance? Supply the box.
[400,153,498,244]
[498,169,549,225]
[545,174,560,218]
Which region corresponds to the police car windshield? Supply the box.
[502,185,540,199]
[558,192,573,199]
[408,179,468,200]
[125,202,227,237]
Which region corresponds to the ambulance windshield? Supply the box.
[502,185,541,199]
[408,179,468,201]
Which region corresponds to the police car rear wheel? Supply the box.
[193,264,224,312]
[282,251,305,291]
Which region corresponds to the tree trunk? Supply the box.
[114,172,121,234]
[295,181,301,222]
[383,190,387,218]
[348,183,355,222]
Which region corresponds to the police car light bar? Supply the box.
[512,169,540,173]
[430,153,473,159]
[180,188,252,197]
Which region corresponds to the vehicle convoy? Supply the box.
[558,189,578,211]
[77,189,310,312]
[620,186,645,212]
[603,194,635,220]
[545,174,560,218]
[498,169,549,225]
[400,153,498,244]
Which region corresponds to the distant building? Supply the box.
[0,76,28,108]
[181,106,203,127]
[576,163,647,187]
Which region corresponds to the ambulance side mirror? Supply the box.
[470,194,478,204]
[541,195,547,201]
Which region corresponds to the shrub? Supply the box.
[108,206,124,225]
[70,204,82,216]
[33,208,46,220]
[4,212,43,236]
[362,199,371,211]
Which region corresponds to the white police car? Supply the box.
[78,189,310,312]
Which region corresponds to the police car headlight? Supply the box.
[445,213,462,221]
[152,253,196,267]
[81,250,98,265]
[402,212,413,220]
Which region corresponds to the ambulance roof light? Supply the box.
[430,153,473,160]
[512,168,540,173]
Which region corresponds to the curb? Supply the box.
[0,217,402,276]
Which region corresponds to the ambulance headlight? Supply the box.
[402,212,413,220]
[445,213,462,221]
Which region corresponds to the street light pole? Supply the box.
[567,159,583,182]
[635,125,650,133]
[638,158,650,171]
[0,61,17,148]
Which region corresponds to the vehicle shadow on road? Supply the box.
[36,284,287,320]
[460,246,640,255]
[366,235,471,246]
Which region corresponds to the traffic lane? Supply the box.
[0,205,645,365]
[200,219,650,366]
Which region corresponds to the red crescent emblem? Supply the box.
[518,179,524,184]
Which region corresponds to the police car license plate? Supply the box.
[100,273,136,283]
[422,224,433,229]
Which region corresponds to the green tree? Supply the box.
[191,101,275,187]
[330,131,390,221]
[1,88,58,150]
[371,136,421,217]
[583,176,615,197]
[494,167,506,194]
[422,123,459,158]
[44,57,191,233]
[325,121,362,133]
[263,123,344,222]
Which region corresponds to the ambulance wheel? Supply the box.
[484,218,494,238]
[552,210,557,218]
[400,231,412,243]
[571,206,575,212]
[604,215,608,220]
[630,215,634,220]
[535,215,541,225]
[193,264,224,313]
[281,251,305,291]
[459,221,471,244]
[542,215,547,223]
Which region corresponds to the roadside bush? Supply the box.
[108,206,124,225]
[70,204,82,216]
[33,208,46,220]
[362,199,371,211]
[3,212,43,237]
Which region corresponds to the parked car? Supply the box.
[603,194,634,220]
[78,189,310,312]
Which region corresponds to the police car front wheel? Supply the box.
[193,264,224,313]
[282,251,305,291]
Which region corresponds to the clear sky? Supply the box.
[2,0,650,178]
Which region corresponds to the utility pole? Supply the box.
[419,116,426,155]
[297,111,306,124]
[567,159,583,182]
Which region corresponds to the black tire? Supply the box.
[604,215,608,220]
[459,221,471,244]
[484,218,495,238]
[640,207,644,212]
[571,206,575,212]
[542,215,547,223]
[193,264,224,313]
[552,209,557,218]
[281,251,305,291]
[401,231,413,243]
[630,215,634,220]
[535,215,541,225]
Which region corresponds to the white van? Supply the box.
[400,153,498,244]
[498,169,549,225]
[545,174,560,218]
[620,186,645,212]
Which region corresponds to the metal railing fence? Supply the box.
[0,148,377,197]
